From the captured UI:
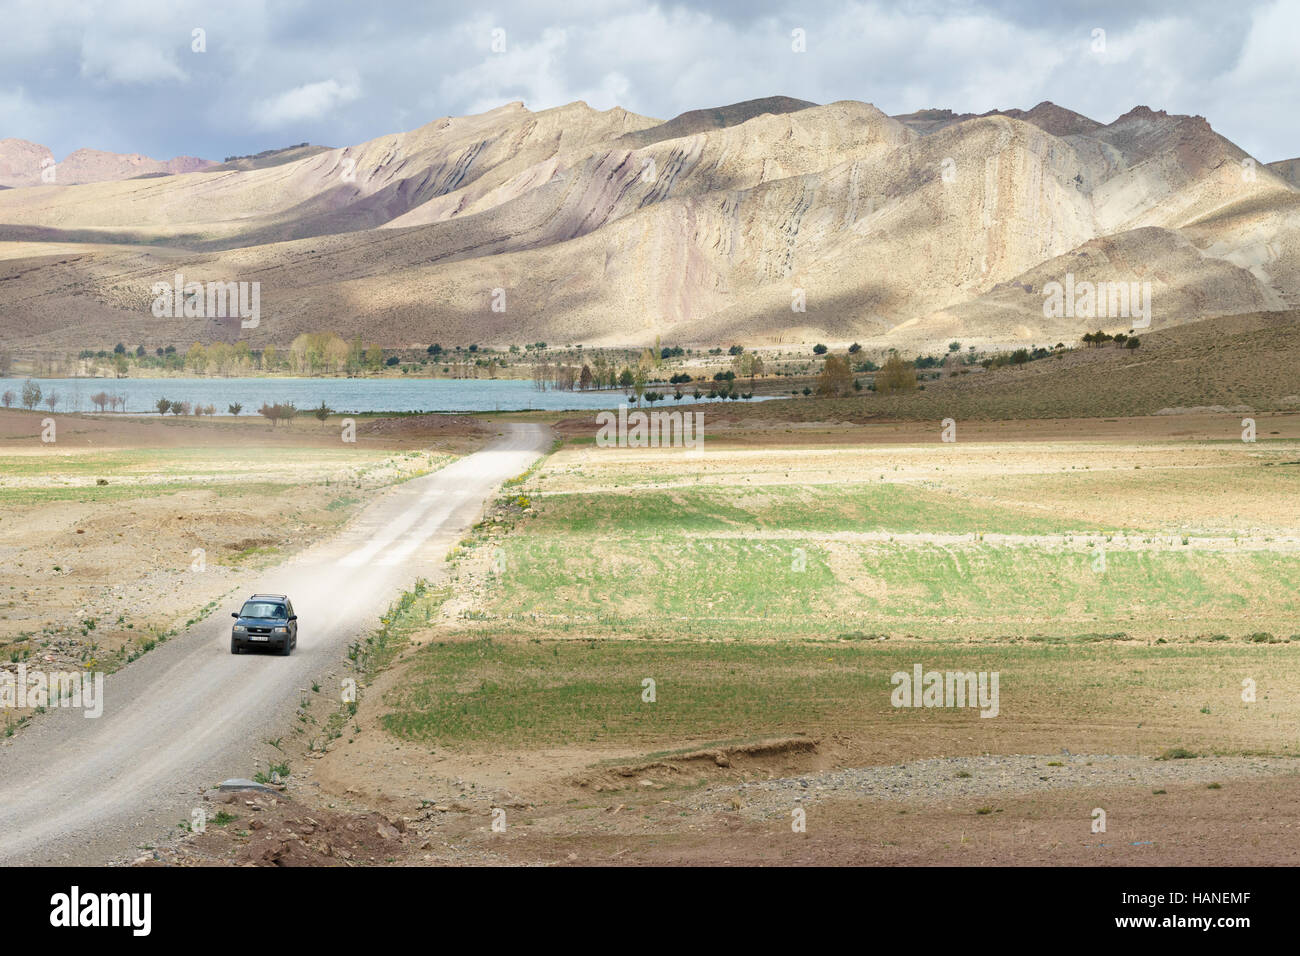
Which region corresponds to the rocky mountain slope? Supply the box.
[0,96,1295,351]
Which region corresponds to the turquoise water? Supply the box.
[0,376,766,414]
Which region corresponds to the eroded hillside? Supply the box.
[0,96,1296,351]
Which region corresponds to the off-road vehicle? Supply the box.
[230,594,298,655]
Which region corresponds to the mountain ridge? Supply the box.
[0,96,1295,352]
[0,139,218,187]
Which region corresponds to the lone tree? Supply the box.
[228,402,243,416]
[155,397,172,416]
[20,379,41,410]
[815,354,854,397]
[313,400,333,426]
[258,402,298,427]
[632,366,647,406]
[875,354,917,395]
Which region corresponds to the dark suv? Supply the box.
[230,594,298,655]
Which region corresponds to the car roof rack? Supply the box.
[248,593,287,600]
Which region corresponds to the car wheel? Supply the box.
[231,638,241,655]
[280,639,292,657]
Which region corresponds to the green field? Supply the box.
[380,635,1300,759]
[524,483,1111,536]
[327,425,1299,779]
[0,446,450,504]
[0,446,354,476]
[456,479,1300,641]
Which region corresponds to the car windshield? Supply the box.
[240,602,286,619]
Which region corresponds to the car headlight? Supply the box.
[273,626,288,634]
[233,625,247,633]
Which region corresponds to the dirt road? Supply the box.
[0,422,548,865]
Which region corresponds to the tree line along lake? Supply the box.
[0,377,771,415]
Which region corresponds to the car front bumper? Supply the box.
[233,633,289,650]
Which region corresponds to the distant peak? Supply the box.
[978,101,1101,135]
[1115,105,1166,123]
[482,100,526,114]
[1110,105,1212,132]
[613,95,819,150]
[0,137,50,150]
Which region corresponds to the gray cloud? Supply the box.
[0,0,1294,163]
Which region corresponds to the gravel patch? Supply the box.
[682,753,1300,819]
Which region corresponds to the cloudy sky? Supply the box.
[2,0,1296,163]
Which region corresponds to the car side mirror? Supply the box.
[231,612,240,618]
[288,615,298,622]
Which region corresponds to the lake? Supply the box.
[0,376,770,414]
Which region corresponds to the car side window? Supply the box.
[286,601,294,617]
